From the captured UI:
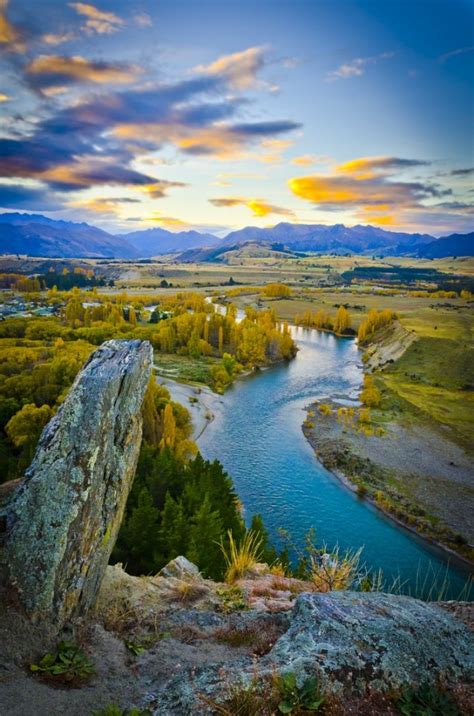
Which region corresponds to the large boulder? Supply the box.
[266,591,474,691]
[153,591,474,714]
[1,339,152,627]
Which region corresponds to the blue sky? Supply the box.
[0,0,473,236]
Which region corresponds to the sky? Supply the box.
[0,0,473,237]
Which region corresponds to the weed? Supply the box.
[92,706,152,716]
[30,641,95,687]
[172,579,208,603]
[276,672,326,713]
[214,620,285,656]
[221,529,263,583]
[216,585,248,612]
[200,675,278,715]
[395,683,461,716]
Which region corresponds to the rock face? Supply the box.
[154,590,474,714]
[1,339,152,627]
[267,591,473,690]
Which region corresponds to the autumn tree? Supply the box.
[160,403,177,450]
[333,306,351,334]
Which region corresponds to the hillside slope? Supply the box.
[0,214,137,258]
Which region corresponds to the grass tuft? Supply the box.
[221,530,263,583]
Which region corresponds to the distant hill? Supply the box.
[0,213,137,258]
[415,232,474,258]
[122,227,220,256]
[221,222,435,254]
[0,213,473,259]
[176,241,300,263]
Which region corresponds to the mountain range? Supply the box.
[0,213,472,259]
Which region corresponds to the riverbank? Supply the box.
[302,401,474,570]
[155,371,222,440]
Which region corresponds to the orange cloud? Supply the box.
[289,157,447,227]
[0,93,9,102]
[68,195,141,216]
[210,196,294,218]
[289,176,358,204]
[147,213,189,228]
[194,46,267,89]
[69,2,124,35]
[26,55,140,90]
[337,156,428,180]
[0,0,24,51]
[291,155,315,166]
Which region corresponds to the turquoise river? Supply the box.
[198,324,472,599]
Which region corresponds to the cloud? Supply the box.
[326,52,394,81]
[438,46,474,63]
[0,92,9,101]
[147,212,189,228]
[291,155,315,166]
[288,155,451,227]
[338,156,429,179]
[41,32,76,46]
[38,159,186,196]
[450,167,474,176]
[134,13,152,28]
[210,196,295,218]
[69,2,124,35]
[25,55,141,92]
[193,46,267,90]
[68,195,140,215]
[0,53,301,206]
[0,0,24,51]
[0,183,63,211]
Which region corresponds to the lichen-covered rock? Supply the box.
[1,340,152,627]
[266,591,474,692]
[152,591,474,714]
[159,556,202,581]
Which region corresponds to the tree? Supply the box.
[333,306,351,334]
[120,489,160,574]
[159,492,189,560]
[187,494,224,579]
[360,375,381,408]
[160,403,176,450]
[6,403,52,449]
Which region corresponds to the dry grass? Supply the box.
[221,530,263,584]
[98,598,140,635]
[309,547,363,593]
[171,579,209,603]
[213,620,285,656]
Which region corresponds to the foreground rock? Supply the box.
[0,557,472,715]
[1,340,152,627]
[154,590,474,714]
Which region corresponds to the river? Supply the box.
[198,322,472,599]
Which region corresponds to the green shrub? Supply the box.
[30,641,95,686]
[276,672,325,713]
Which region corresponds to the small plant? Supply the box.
[216,585,248,612]
[124,640,146,656]
[92,706,152,716]
[395,683,461,715]
[276,672,325,713]
[221,529,263,583]
[172,579,208,603]
[30,640,95,687]
[269,562,287,577]
[200,676,278,715]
